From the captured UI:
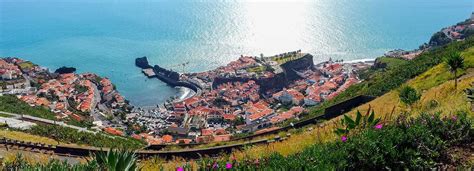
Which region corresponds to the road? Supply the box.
[0,111,96,134]
[0,116,36,129]
[89,82,113,128]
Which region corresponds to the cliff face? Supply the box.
[212,76,286,94]
[153,65,180,81]
[280,54,314,81]
[135,56,151,69]
[213,54,314,93]
[372,58,388,69]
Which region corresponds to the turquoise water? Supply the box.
[0,0,472,106]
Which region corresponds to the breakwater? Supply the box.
[135,57,201,92]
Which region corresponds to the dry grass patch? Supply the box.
[0,129,60,145]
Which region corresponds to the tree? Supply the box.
[399,86,421,108]
[445,51,464,89]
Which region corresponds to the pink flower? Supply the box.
[254,158,260,165]
[176,167,184,171]
[226,162,233,169]
[374,124,383,129]
[451,116,457,121]
[341,136,347,142]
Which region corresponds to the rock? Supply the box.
[135,56,151,69]
[54,66,76,74]
[372,58,387,69]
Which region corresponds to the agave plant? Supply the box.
[334,108,381,136]
[92,149,138,171]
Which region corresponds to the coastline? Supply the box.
[139,56,376,107]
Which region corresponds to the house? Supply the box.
[175,139,193,144]
[304,94,322,106]
[222,114,236,121]
[184,97,200,108]
[286,89,304,105]
[195,135,213,143]
[167,126,188,137]
[274,89,304,105]
[201,128,214,136]
[213,134,231,142]
[103,127,124,136]
[161,135,173,143]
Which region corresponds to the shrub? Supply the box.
[210,111,472,170]
[25,125,145,149]
[0,95,55,120]
[93,149,138,171]
[334,109,381,136]
[399,86,421,107]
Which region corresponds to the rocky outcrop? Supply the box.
[54,66,76,74]
[429,32,451,47]
[153,65,180,82]
[135,56,200,92]
[372,58,387,69]
[135,56,152,69]
[213,54,314,93]
[280,54,314,82]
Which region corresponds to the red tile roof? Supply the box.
[201,129,214,136]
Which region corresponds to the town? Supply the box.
[4,12,473,145]
[131,51,373,145]
[0,57,132,129]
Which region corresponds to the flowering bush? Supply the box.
[210,111,472,170]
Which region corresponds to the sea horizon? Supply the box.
[1,0,472,106]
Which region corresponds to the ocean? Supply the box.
[0,0,472,106]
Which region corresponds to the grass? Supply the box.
[1,149,81,167]
[246,66,266,73]
[0,113,14,118]
[17,61,35,70]
[376,56,410,69]
[0,129,61,145]
[0,95,56,120]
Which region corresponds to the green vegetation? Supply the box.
[74,84,88,94]
[0,95,92,128]
[305,35,474,119]
[445,51,465,89]
[399,86,421,107]
[197,111,472,170]
[7,111,472,170]
[66,118,94,128]
[374,56,409,69]
[93,149,138,171]
[334,109,381,136]
[17,61,35,70]
[3,149,137,171]
[246,66,265,73]
[429,31,451,46]
[0,113,14,118]
[25,125,145,149]
[0,95,56,120]
[273,55,300,64]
